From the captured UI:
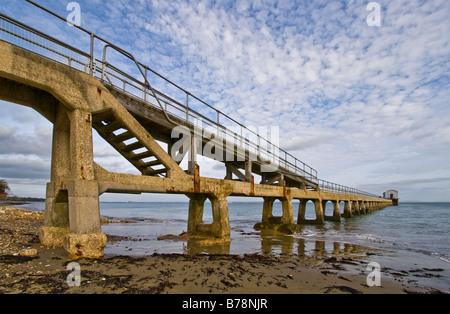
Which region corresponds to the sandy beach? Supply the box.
[0,206,447,294]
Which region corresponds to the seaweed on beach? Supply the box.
[323,285,363,294]
[0,255,38,264]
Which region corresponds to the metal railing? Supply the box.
[0,4,383,199]
[318,179,381,198]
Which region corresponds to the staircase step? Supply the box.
[131,151,154,160]
[122,142,145,152]
[143,168,167,176]
[140,160,162,168]
[111,131,135,143]
[101,120,124,133]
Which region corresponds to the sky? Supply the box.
[0,0,449,202]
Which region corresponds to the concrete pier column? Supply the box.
[324,200,341,222]
[262,197,276,223]
[280,197,294,225]
[187,194,208,234]
[297,199,324,225]
[352,201,360,215]
[343,200,352,218]
[361,201,367,214]
[333,201,341,222]
[39,105,70,248]
[322,200,329,219]
[261,197,293,225]
[63,109,106,260]
[187,193,230,239]
[314,200,324,224]
[210,194,230,238]
[297,199,308,224]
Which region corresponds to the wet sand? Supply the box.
[0,207,447,294]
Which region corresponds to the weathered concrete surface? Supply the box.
[38,226,70,248]
[64,233,108,260]
[0,40,394,259]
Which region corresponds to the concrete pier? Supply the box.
[0,25,394,259]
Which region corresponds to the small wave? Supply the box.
[143,219,170,223]
[386,245,450,265]
[129,217,170,223]
[355,234,388,244]
[292,230,319,238]
[434,254,450,264]
[422,251,450,264]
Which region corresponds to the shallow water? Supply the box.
[17,201,450,261]
[17,201,450,291]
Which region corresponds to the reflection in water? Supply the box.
[185,237,231,255]
[260,232,377,260]
[182,227,379,260]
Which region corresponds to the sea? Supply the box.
[15,201,450,290]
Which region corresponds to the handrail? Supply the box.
[318,179,381,198]
[101,44,179,126]
[0,5,384,198]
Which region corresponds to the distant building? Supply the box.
[383,190,399,206]
[0,193,7,199]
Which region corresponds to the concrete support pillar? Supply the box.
[187,193,230,239]
[298,199,323,225]
[343,200,352,218]
[333,201,341,222]
[187,194,208,234]
[297,199,307,224]
[262,197,294,225]
[39,105,70,248]
[314,200,324,224]
[352,201,360,215]
[210,194,230,238]
[322,200,328,218]
[297,199,325,225]
[40,107,106,259]
[323,200,341,222]
[262,197,276,223]
[280,197,294,224]
[65,109,105,259]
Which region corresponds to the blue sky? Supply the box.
[0,0,450,202]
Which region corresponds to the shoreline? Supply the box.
[0,206,448,294]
